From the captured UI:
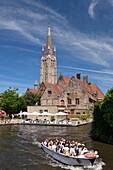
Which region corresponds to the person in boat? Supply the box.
[43,139,48,146]
[80,144,89,155]
[48,139,53,148]
[51,141,57,152]
[59,145,64,153]
[62,143,70,155]
[56,142,61,152]
[70,145,76,156]
[42,138,90,157]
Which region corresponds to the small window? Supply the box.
[67,98,71,104]
[75,98,79,105]
[67,93,70,96]
[76,112,80,114]
[71,109,74,114]
[44,110,48,112]
[39,110,43,113]
[48,90,52,97]
[93,91,97,97]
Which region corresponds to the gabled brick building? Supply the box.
[27,26,104,114]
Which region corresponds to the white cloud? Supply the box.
[88,0,100,19]
[0,0,113,72]
[53,26,113,68]
[0,18,42,44]
[22,0,66,22]
[0,45,38,54]
[58,65,113,75]
[0,0,67,46]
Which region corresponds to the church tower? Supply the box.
[40,25,57,84]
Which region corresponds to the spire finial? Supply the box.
[46,25,52,54]
[48,25,51,36]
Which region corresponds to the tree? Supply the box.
[23,91,36,106]
[0,89,19,114]
[101,88,113,127]
[23,91,42,106]
[0,88,25,114]
[91,87,113,144]
[0,88,42,115]
[34,93,42,106]
[17,96,26,112]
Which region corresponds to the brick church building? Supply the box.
[27,26,104,114]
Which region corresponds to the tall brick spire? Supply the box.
[40,25,56,84]
[46,25,52,55]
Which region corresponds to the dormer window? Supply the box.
[93,91,97,97]
[48,90,52,97]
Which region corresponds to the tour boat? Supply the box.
[41,143,99,166]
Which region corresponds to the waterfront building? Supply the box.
[27,25,104,115]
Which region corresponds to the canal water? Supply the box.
[0,124,113,170]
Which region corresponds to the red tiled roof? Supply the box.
[43,83,61,96]
[76,78,97,101]
[51,84,61,96]
[27,88,38,94]
[90,84,104,99]
[43,82,50,88]
[62,76,70,84]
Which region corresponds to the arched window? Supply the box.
[75,98,79,105]
[60,100,64,106]
[67,98,71,104]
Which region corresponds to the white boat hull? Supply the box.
[41,144,97,166]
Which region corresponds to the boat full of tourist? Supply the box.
[41,138,99,166]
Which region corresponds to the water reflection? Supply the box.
[0,124,112,170]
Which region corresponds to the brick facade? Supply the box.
[27,25,104,115]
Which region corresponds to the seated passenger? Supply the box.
[56,142,60,152]
[63,144,69,155]
[80,144,89,155]
[59,145,64,153]
[51,142,56,152]
[70,145,76,156]
[43,139,48,146]
[48,143,52,149]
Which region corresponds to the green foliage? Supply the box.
[0,88,26,114]
[3,115,9,119]
[34,93,42,106]
[17,96,26,112]
[0,88,19,114]
[23,91,36,106]
[101,88,113,127]
[0,88,42,115]
[51,116,55,121]
[69,113,90,120]
[23,91,42,106]
[91,87,113,144]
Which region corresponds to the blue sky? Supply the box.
[0,0,113,95]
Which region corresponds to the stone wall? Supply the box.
[27,106,58,114]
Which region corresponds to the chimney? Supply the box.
[83,75,88,83]
[76,73,81,79]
